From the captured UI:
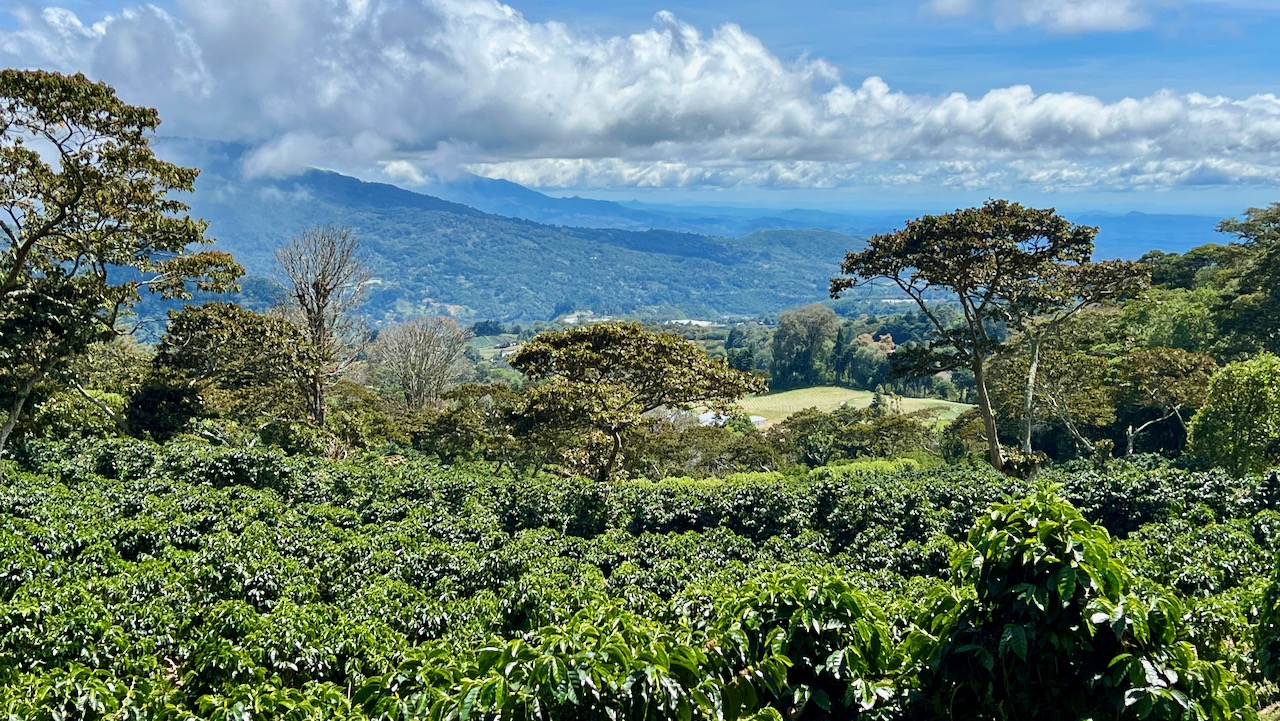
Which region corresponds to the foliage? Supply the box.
[915,486,1258,721]
[1187,353,1280,476]
[769,405,940,467]
[1215,203,1280,355]
[510,322,767,481]
[771,304,839,390]
[831,199,1147,471]
[1260,555,1280,682]
[1115,347,1218,455]
[148,302,316,432]
[1,437,1278,717]
[990,348,1115,460]
[0,70,241,451]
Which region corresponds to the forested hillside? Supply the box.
[161,140,1222,323]
[161,141,873,323]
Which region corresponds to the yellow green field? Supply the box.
[738,386,971,425]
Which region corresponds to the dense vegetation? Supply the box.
[1,441,1276,718]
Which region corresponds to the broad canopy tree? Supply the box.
[0,69,241,453]
[1215,202,1280,354]
[148,302,317,432]
[770,303,839,389]
[831,200,1147,471]
[1115,347,1217,456]
[508,322,767,482]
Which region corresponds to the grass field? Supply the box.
[738,386,971,425]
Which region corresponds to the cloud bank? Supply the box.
[3,0,1278,194]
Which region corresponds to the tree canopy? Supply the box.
[509,322,766,481]
[0,69,241,452]
[831,199,1147,471]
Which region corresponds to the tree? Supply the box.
[147,302,316,434]
[275,225,371,427]
[770,303,839,389]
[508,322,767,482]
[1186,353,1280,476]
[0,286,102,450]
[0,70,241,453]
[1114,347,1217,455]
[1214,203,1280,354]
[1115,287,1219,353]
[992,348,1114,460]
[368,316,473,412]
[831,200,1146,471]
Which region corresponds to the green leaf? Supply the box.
[999,625,1028,662]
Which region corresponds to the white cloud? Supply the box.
[2,0,1279,195]
[928,0,1155,32]
[380,159,426,185]
[994,0,1151,32]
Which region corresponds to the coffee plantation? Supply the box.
[1,439,1276,719]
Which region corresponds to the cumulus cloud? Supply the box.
[2,0,1279,195]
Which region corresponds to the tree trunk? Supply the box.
[1022,335,1041,454]
[0,376,37,456]
[971,356,1005,472]
[310,371,326,427]
[1060,415,1095,459]
[70,379,131,436]
[598,428,623,483]
[1126,425,1136,456]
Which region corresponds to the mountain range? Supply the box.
[161,140,1229,324]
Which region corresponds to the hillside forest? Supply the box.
[5,69,1280,720]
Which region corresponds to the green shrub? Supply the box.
[914,486,1258,721]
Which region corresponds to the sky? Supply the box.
[2,0,1279,213]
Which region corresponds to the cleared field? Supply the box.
[738,386,971,425]
[471,334,520,360]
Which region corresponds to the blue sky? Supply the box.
[3,0,1278,213]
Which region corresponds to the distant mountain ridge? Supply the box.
[176,160,871,323]
[426,173,1226,259]
[159,139,1230,323]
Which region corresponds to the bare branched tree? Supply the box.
[369,317,474,412]
[275,225,371,426]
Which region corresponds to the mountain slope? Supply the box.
[187,168,867,322]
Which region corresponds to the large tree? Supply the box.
[1186,352,1280,476]
[275,225,371,427]
[1114,347,1217,456]
[0,70,241,452]
[509,322,766,482]
[831,200,1146,471]
[149,302,316,427]
[1215,202,1280,354]
[770,303,839,389]
[368,316,474,412]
